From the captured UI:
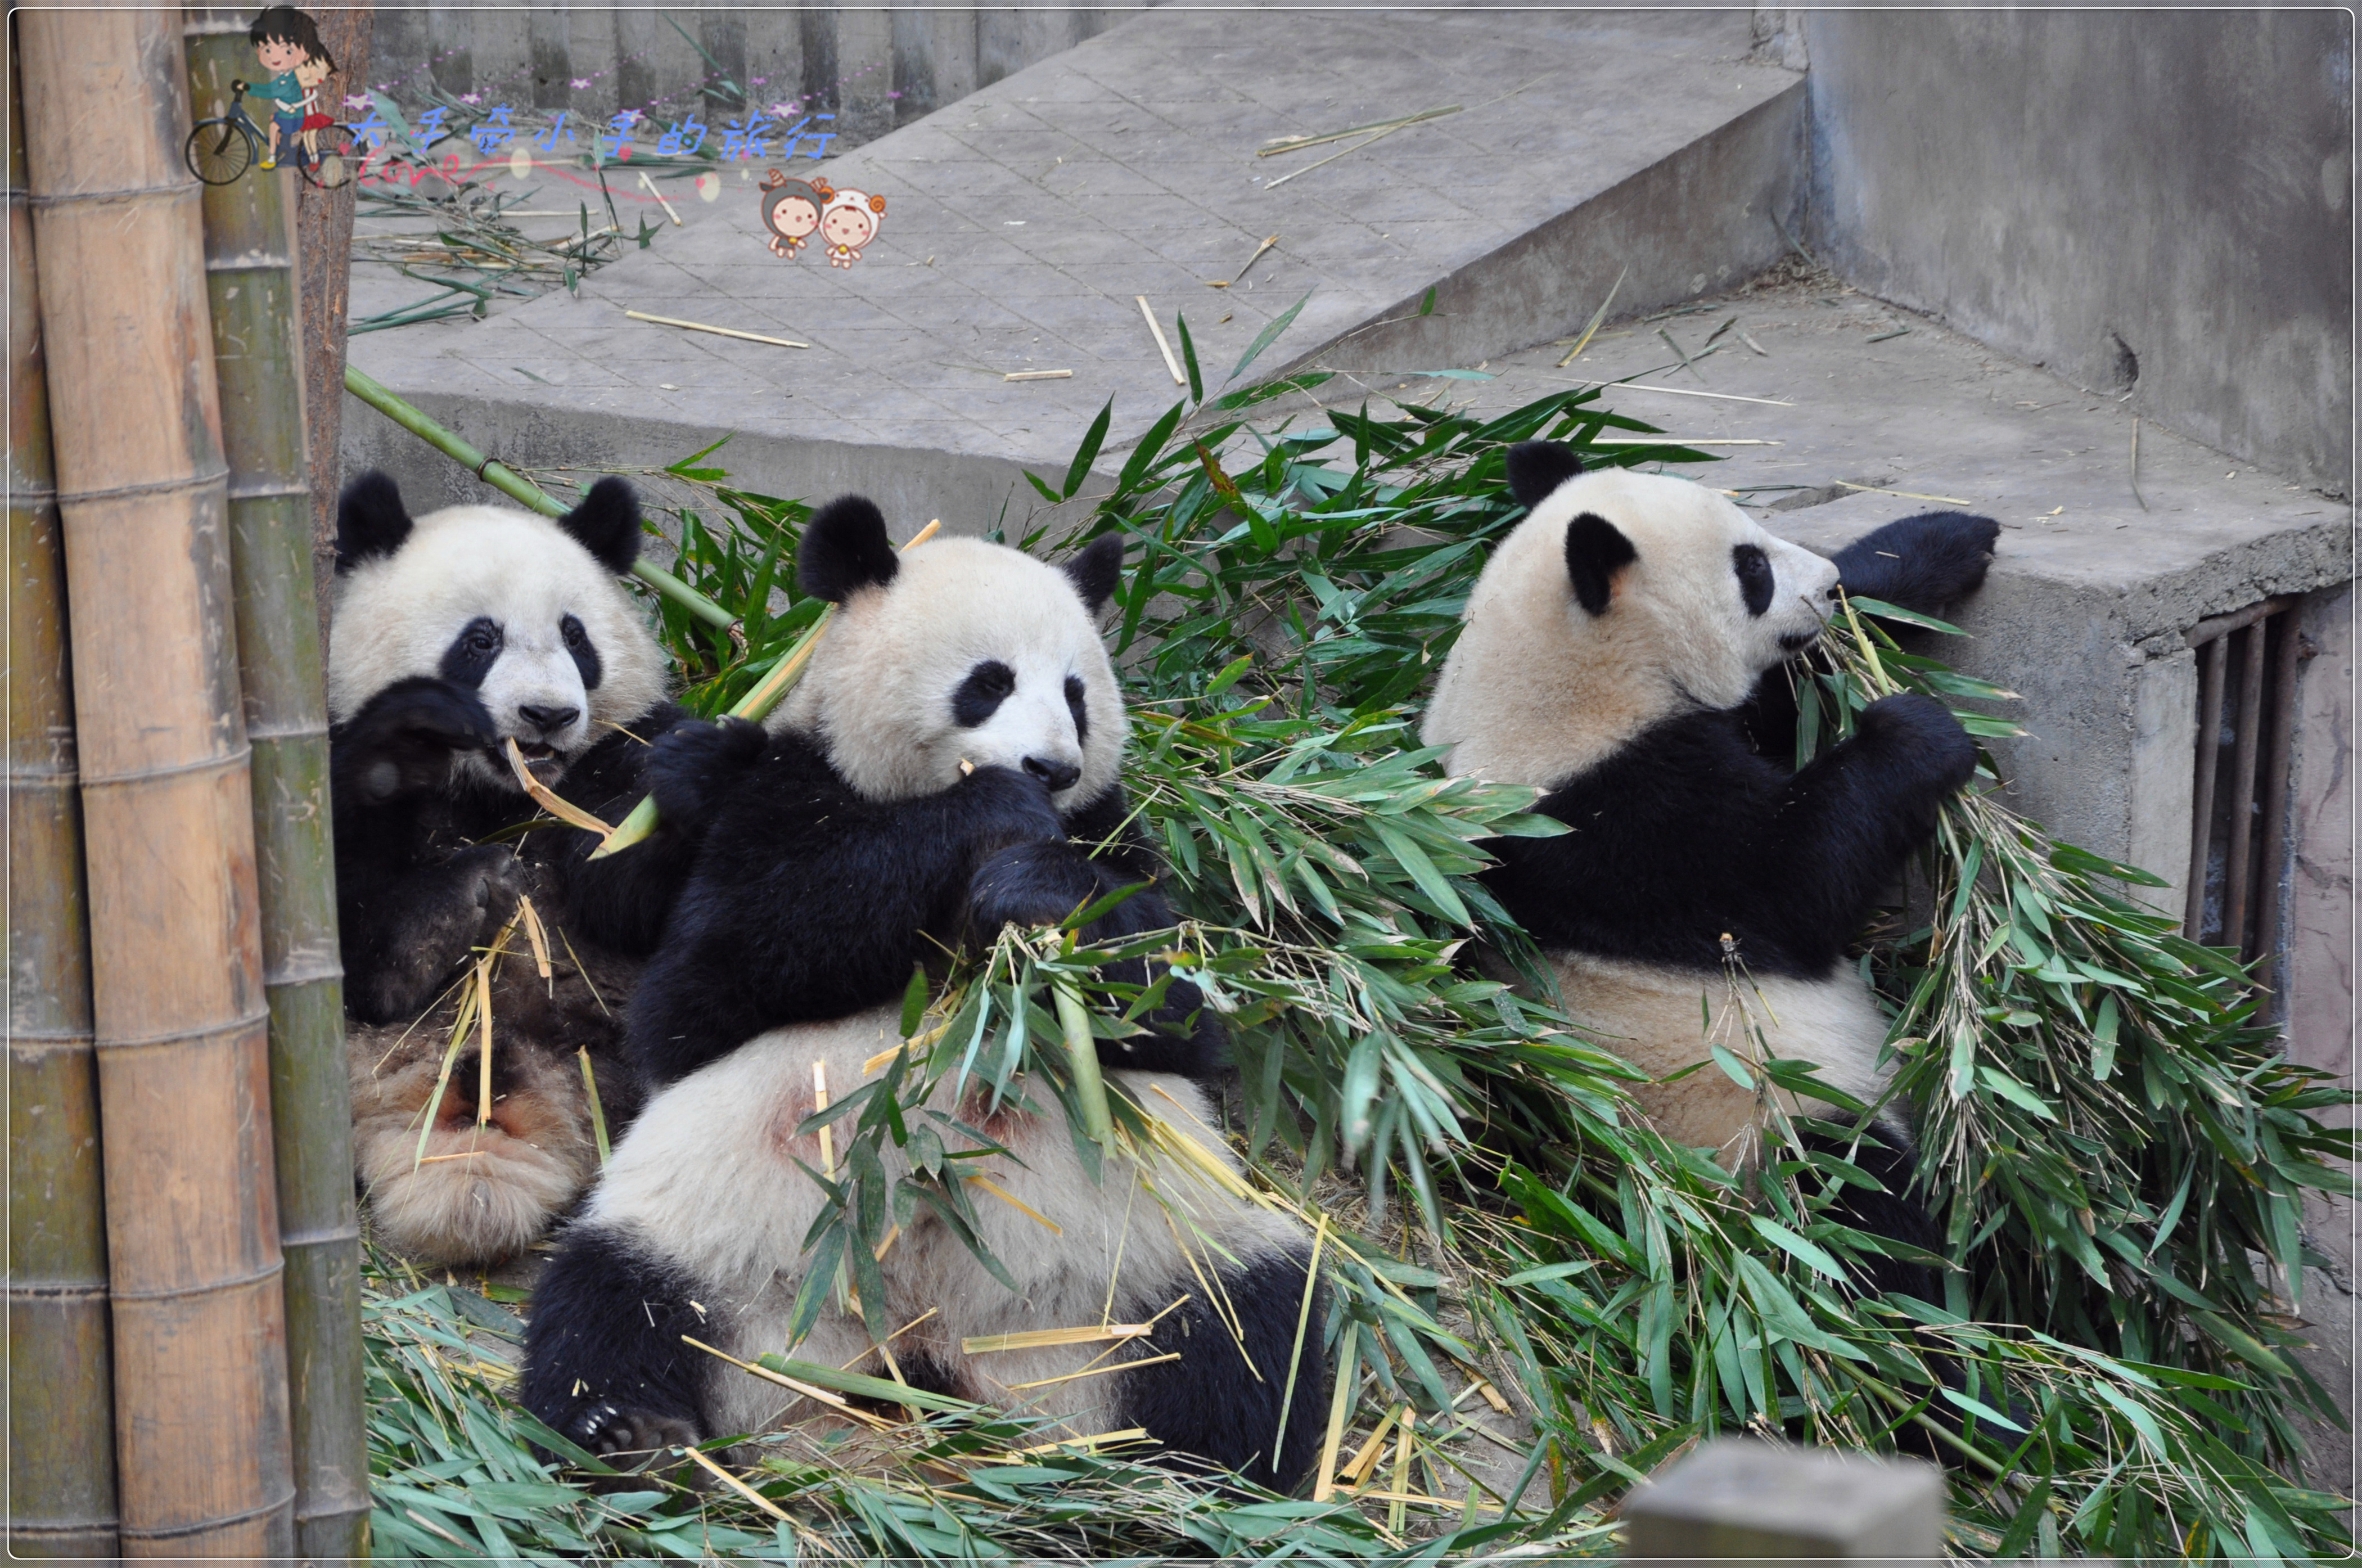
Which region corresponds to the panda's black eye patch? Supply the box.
[952,660,1016,727]
[560,613,602,691]
[1733,544,1775,618]
[439,616,504,688]
[1063,674,1089,744]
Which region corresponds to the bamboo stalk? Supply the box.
[184,19,367,1556]
[19,10,294,1553]
[339,363,736,630]
[4,35,120,1556]
[301,5,372,660]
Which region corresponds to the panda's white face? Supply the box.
[329,504,670,792]
[1423,466,1839,788]
[773,538,1126,809]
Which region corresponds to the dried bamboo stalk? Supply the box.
[184,17,367,1557]
[19,10,293,1553]
[4,37,120,1557]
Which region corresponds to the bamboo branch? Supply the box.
[340,362,737,630]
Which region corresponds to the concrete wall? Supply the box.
[1801,10,2354,496]
[369,4,1145,148]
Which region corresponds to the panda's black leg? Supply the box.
[1120,1249,1328,1492]
[339,844,526,1024]
[520,1224,709,1470]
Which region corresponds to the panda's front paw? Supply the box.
[571,1399,703,1461]
[646,717,768,832]
[1855,694,1978,791]
[339,676,500,804]
[967,841,1101,938]
[957,764,1066,853]
[454,844,529,940]
[1835,512,2000,614]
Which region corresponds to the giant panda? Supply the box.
[520,497,1326,1491]
[1423,442,1999,1299]
[329,472,704,1265]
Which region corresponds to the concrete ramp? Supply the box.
[346,8,1802,525]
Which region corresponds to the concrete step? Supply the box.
[345,7,1803,526]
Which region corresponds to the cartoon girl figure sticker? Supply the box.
[758,169,823,258]
[819,186,885,268]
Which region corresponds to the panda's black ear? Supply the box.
[558,476,644,574]
[1506,440,1584,511]
[799,495,898,602]
[335,471,413,573]
[1563,511,1637,617]
[1061,534,1123,615]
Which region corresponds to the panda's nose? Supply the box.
[1023,755,1081,792]
[519,704,580,736]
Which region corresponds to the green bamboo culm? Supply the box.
[4,35,120,1556]
[341,363,736,630]
[185,18,368,1558]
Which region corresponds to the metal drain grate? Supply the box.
[2183,595,2305,986]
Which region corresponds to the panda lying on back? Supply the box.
[328,473,701,1264]
[521,498,1324,1490]
[1424,443,1999,1300]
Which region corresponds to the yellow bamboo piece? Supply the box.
[1342,1405,1400,1485]
[813,1060,834,1180]
[964,1174,1062,1234]
[1135,295,1185,385]
[1006,1351,1182,1391]
[517,894,553,980]
[682,1445,792,1521]
[963,1323,1152,1355]
[624,308,806,349]
[1388,1408,1416,1534]
[474,955,494,1125]
[1005,1427,1149,1458]
[1002,368,1074,381]
[1271,1212,1329,1462]
[1313,1321,1358,1502]
[505,736,614,836]
[679,1335,849,1407]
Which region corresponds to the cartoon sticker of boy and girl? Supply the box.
[759,169,885,268]
[247,6,335,172]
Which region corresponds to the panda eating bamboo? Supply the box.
[520,497,1327,1492]
[1424,441,2000,1302]
[328,472,701,1267]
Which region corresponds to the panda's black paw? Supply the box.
[966,840,1102,938]
[337,676,499,804]
[455,843,531,940]
[1833,511,2000,615]
[956,764,1066,853]
[646,717,768,832]
[1855,693,1978,790]
[569,1399,703,1461]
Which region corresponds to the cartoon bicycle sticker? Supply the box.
[185,6,358,188]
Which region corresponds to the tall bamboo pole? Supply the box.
[4,31,120,1558]
[300,3,371,657]
[185,15,367,1558]
[18,10,294,1555]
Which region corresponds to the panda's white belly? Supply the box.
[1547,952,1898,1166]
[588,1004,1300,1442]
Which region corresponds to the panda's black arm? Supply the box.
[536,703,710,956]
[1741,511,2000,761]
[1482,699,1972,978]
[626,738,1066,1085]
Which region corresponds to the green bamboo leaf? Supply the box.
[1368,820,1470,926]
[1227,289,1313,384]
[1747,1215,1849,1282]
[1062,397,1114,500]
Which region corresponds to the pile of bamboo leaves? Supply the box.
[379,342,2362,1561]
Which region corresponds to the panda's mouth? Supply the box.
[510,740,558,761]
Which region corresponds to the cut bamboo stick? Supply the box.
[1136,296,1185,386]
[21,9,294,1553]
[624,308,809,349]
[963,1323,1152,1355]
[4,42,120,1556]
[184,17,366,1555]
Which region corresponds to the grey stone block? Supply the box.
[1622,1439,1946,1567]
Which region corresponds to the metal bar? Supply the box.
[2251,606,2305,988]
[2185,593,2301,650]
[2221,622,2269,957]
[2185,634,2228,938]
